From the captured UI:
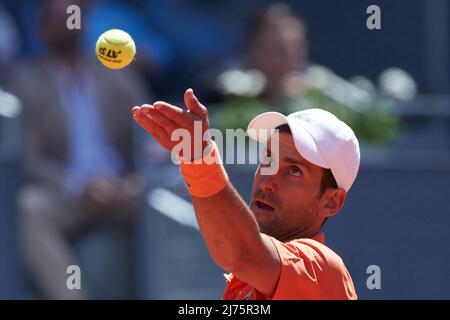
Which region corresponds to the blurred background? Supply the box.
[0,0,449,299]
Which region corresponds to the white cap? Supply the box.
[247,108,360,192]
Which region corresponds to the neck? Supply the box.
[279,228,321,242]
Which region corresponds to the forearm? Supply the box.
[191,183,263,271]
[133,91,280,294]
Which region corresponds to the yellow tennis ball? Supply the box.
[96,29,136,69]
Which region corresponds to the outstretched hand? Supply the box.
[132,89,210,161]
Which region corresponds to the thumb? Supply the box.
[184,88,207,118]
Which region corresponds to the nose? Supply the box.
[258,173,277,193]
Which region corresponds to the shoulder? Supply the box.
[274,237,346,269]
[280,238,343,264]
[267,236,357,300]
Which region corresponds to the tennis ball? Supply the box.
[96,29,136,69]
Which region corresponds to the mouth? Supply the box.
[253,200,275,211]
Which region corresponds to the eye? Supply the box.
[289,166,301,176]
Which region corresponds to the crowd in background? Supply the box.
[1,0,325,300]
[1,0,268,100]
[1,0,445,300]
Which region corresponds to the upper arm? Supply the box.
[230,233,281,298]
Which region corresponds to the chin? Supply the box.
[255,219,273,236]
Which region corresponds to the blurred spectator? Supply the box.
[7,0,149,299]
[212,3,312,130]
[247,3,309,104]
[213,3,400,144]
[214,3,311,108]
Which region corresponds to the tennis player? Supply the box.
[132,88,360,300]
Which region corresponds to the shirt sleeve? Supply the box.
[268,236,357,300]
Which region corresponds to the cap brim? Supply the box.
[247,112,288,142]
[247,112,328,169]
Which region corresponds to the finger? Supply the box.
[140,106,180,134]
[133,113,173,150]
[152,101,192,126]
[136,116,173,150]
[135,113,167,139]
[131,106,140,115]
[184,88,207,118]
[133,112,161,139]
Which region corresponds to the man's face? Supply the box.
[250,132,325,241]
[249,19,308,96]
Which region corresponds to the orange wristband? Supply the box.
[179,141,229,198]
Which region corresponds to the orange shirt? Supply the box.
[222,233,357,300]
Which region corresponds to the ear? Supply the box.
[319,188,347,219]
